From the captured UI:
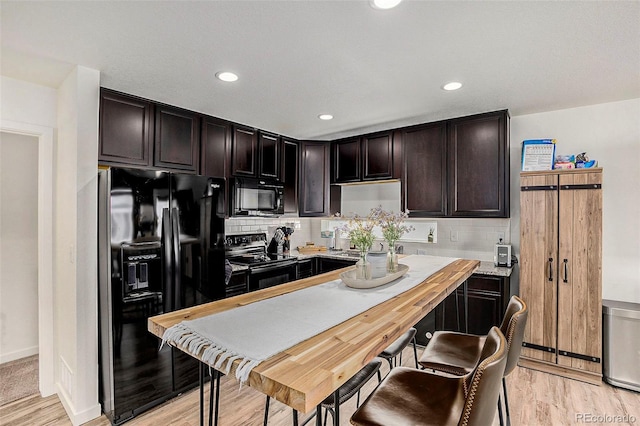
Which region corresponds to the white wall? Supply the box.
[56,66,101,425]
[0,76,57,396]
[0,76,57,128]
[510,98,640,303]
[0,132,39,363]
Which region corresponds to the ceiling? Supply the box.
[2,1,639,140]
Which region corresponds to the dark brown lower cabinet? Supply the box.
[434,274,510,336]
[317,257,356,274]
[296,258,316,279]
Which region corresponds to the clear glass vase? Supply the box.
[355,251,372,280]
[387,244,398,273]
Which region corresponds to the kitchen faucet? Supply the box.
[379,242,384,251]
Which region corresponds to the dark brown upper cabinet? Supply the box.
[362,132,393,181]
[299,141,330,217]
[154,105,200,173]
[332,132,393,183]
[200,116,230,179]
[282,139,299,214]
[400,122,447,217]
[231,125,258,177]
[332,138,360,183]
[258,131,281,180]
[99,88,153,167]
[447,110,509,217]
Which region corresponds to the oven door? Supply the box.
[248,261,297,291]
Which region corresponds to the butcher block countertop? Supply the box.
[148,258,480,413]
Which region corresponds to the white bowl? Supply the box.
[340,264,409,289]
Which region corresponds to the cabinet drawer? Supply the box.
[466,275,502,293]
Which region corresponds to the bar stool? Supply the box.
[418,296,528,426]
[378,327,418,371]
[263,358,382,426]
[351,327,508,426]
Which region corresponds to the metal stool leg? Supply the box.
[264,396,270,426]
[455,290,461,331]
[498,394,505,426]
[503,377,511,426]
[293,409,299,426]
[412,336,419,368]
[199,363,205,426]
[208,368,220,426]
[209,367,214,426]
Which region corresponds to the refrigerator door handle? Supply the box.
[171,208,182,310]
[162,208,173,312]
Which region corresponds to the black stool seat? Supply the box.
[321,358,382,407]
[378,327,418,370]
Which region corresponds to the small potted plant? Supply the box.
[375,207,414,272]
[339,211,379,280]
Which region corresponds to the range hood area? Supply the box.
[337,180,401,216]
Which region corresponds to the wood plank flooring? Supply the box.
[1,346,638,426]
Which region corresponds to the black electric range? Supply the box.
[225,233,298,290]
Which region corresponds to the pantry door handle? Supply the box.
[563,259,568,283]
[548,258,553,282]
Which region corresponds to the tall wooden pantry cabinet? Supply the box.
[519,168,602,385]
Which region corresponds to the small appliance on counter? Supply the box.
[494,239,512,267]
[267,226,294,255]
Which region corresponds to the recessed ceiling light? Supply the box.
[318,114,334,120]
[370,0,403,10]
[442,82,463,91]
[215,71,238,82]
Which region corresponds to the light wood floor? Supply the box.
[1,346,638,426]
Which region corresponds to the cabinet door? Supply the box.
[448,110,509,217]
[362,132,393,181]
[232,126,257,177]
[557,172,602,373]
[317,258,356,274]
[402,122,447,217]
[259,132,281,180]
[154,105,200,173]
[282,140,299,214]
[200,116,230,178]
[519,173,558,363]
[99,89,153,167]
[333,138,360,183]
[299,142,330,217]
[436,275,506,335]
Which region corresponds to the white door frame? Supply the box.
[1,119,55,397]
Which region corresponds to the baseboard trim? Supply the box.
[0,346,38,364]
[518,357,602,386]
[56,383,102,426]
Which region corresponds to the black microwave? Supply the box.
[231,178,284,216]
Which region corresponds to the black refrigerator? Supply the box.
[98,167,226,424]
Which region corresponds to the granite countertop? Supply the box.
[295,250,360,261]
[474,261,513,277]
[236,252,512,277]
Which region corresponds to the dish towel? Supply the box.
[161,255,459,383]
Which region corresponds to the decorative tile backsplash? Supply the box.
[225,217,511,262]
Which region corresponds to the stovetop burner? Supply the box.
[225,233,295,267]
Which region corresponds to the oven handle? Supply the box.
[248,261,297,274]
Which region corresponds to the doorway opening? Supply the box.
[0,122,55,399]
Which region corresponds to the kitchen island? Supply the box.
[148,256,479,417]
